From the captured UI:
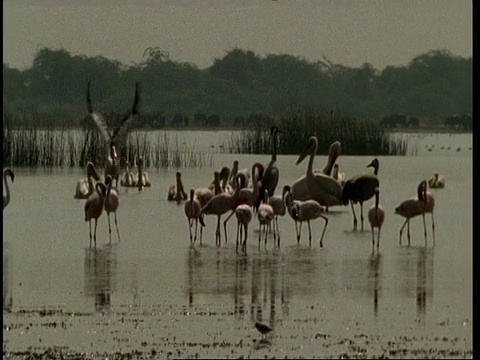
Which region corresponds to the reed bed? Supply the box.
[222,109,411,156]
[3,122,214,169]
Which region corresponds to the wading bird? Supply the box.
[84,181,108,247]
[185,189,203,244]
[257,189,274,248]
[235,204,253,254]
[73,162,102,199]
[255,322,273,338]
[368,188,385,251]
[228,160,250,190]
[3,168,15,210]
[167,171,188,202]
[292,140,341,201]
[419,180,436,246]
[428,173,445,189]
[86,80,140,187]
[120,162,135,187]
[104,175,121,243]
[295,136,343,210]
[254,126,282,212]
[332,163,346,186]
[134,157,151,190]
[342,158,380,231]
[267,184,290,246]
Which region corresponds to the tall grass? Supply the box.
[222,109,411,156]
[3,121,214,169]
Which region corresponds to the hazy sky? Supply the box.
[3,0,472,71]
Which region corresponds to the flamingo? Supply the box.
[342,158,380,231]
[219,166,232,193]
[194,186,214,210]
[222,163,262,243]
[420,181,436,246]
[267,184,290,246]
[285,189,328,247]
[368,188,385,251]
[428,173,445,189]
[104,175,121,243]
[73,162,101,199]
[228,160,250,190]
[134,157,151,190]
[394,180,429,246]
[185,189,203,244]
[86,80,140,187]
[84,181,108,247]
[200,174,242,246]
[235,204,253,254]
[3,168,15,210]
[292,140,341,201]
[253,126,282,212]
[208,171,223,195]
[257,189,274,248]
[167,171,188,202]
[295,136,343,210]
[120,162,135,187]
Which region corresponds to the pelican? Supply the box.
[342,158,380,231]
[267,184,290,246]
[84,181,108,248]
[3,168,15,210]
[332,163,346,186]
[428,173,445,189]
[208,171,223,195]
[235,204,253,254]
[228,160,250,190]
[104,174,121,243]
[257,189,274,248]
[368,188,385,251]
[120,162,135,187]
[292,140,341,201]
[86,80,140,187]
[185,189,203,244]
[134,157,151,190]
[295,136,343,209]
[73,162,102,199]
[167,171,188,202]
[253,126,282,212]
[219,166,232,193]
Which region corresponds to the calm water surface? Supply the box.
[3,132,472,358]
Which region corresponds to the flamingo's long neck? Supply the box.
[3,171,11,208]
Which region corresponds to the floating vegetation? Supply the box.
[221,108,413,156]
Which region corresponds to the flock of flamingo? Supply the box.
[2,81,446,253]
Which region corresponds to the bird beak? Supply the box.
[295,142,310,165]
[366,160,374,168]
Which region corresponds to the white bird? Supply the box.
[292,140,341,201]
[368,188,385,251]
[428,173,445,189]
[295,136,343,209]
[86,80,140,187]
[267,184,290,246]
[200,175,242,246]
[3,168,15,210]
[285,189,328,247]
[235,204,253,254]
[84,181,108,248]
[342,158,380,231]
[394,180,428,246]
[134,157,151,190]
[257,189,274,248]
[104,174,121,243]
[332,163,346,186]
[185,188,203,244]
[120,162,135,187]
[73,162,101,199]
[167,171,188,202]
[194,186,214,210]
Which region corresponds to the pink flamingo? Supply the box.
[367,188,385,251]
[185,189,203,244]
[235,204,253,254]
[104,175,121,243]
[84,181,108,247]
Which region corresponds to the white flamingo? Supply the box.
[167,171,188,202]
[3,168,15,210]
[292,140,341,201]
[235,204,253,254]
[185,189,203,244]
[342,158,380,231]
[295,136,343,209]
[84,181,108,247]
[368,188,385,251]
[73,162,101,199]
[257,189,274,248]
[267,184,290,246]
[104,174,121,243]
[86,80,140,187]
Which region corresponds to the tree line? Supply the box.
[3,46,472,128]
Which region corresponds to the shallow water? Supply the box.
[3,133,472,358]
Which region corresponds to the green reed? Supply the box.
[222,109,412,156]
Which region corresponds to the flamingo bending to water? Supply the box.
[3,168,15,210]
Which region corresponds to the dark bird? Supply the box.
[342,158,380,231]
[3,168,15,210]
[86,80,140,187]
[255,322,273,337]
[254,126,282,212]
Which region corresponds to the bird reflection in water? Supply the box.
[3,242,13,312]
[84,244,118,313]
[368,252,382,318]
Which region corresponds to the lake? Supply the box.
[3,132,472,359]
